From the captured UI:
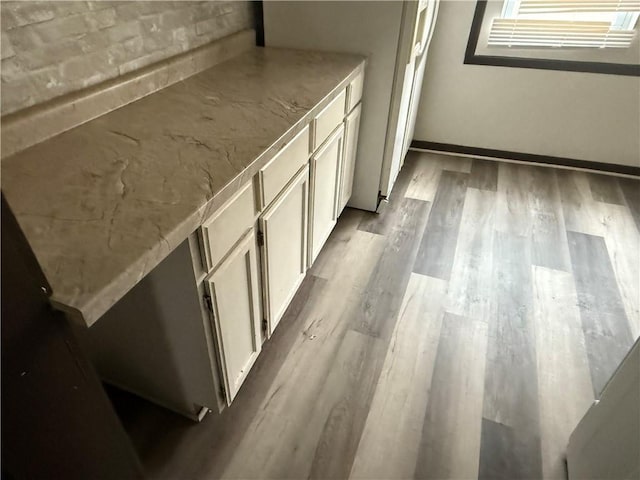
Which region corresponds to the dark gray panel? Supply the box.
[618,177,640,233]
[567,231,633,395]
[588,173,625,205]
[469,158,498,191]
[478,418,543,480]
[413,170,469,280]
[531,212,570,271]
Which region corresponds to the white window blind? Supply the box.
[488,18,636,47]
[488,0,640,48]
[518,0,640,14]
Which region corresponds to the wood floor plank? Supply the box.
[310,208,365,281]
[557,170,606,236]
[414,312,488,480]
[349,273,448,480]
[567,231,634,396]
[261,231,386,422]
[222,328,384,479]
[358,153,417,236]
[597,203,640,338]
[483,231,538,428]
[218,236,387,478]
[404,152,472,203]
[478,418,542,480]
[352,197,431,339]
[413,170,469,281]
[497,164,570,270]
[529,167,571,271]
[131,273,331,480]
[445,187,496,322]
[481,230,542,478]
[532,266,594,480]
[618,177,640,233]
[495,162,533,236]
[469,158,498,191]
[110,155,640,480]
[588,173,625,205]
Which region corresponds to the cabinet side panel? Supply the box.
[87,240,218,417]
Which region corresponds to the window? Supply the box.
[465,0,640,75]
[489,0,640,48]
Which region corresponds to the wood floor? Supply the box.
[111,151,640,480]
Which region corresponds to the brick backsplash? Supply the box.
[0,1,255,115]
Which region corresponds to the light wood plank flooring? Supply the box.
[110,151,640,480]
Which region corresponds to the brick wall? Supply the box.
[0,1,255,115]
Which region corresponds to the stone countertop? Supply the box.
[1,47,365,327]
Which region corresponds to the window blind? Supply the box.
[488,18,636,47]
[518,0,640,14]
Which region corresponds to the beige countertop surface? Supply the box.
[1,46,365,327]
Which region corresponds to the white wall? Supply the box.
[414,0,640,168]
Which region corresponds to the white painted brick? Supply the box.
[5,27,41,52]
[1,8,20,31]
[4,2,56,28]
[85,8,117,31]
[87,2,127,12]
[60,49,119,85]
[115,1,173,21]
[142,29,175,53]
[1,0,255,115]
[1,32,16,59]
[32,14,89,43]
[14,40,83,70]
[104,20,141,43]
[52,2,92,19]
[0,57,26,82]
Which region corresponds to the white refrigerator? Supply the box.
[263,0,440,212]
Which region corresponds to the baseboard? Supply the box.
[410,141,640,178]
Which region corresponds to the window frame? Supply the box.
[465,0,640,76]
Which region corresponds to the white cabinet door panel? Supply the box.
[260,165,309,336]
[309,125,344,264]
[205,229,262,405]
[339,103,362,213]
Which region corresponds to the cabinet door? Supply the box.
[205,229,262,405]
[309,125,344,264]
[260,165,309,336]
[339,103,362,214]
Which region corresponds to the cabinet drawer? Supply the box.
[200,181,257,272]
[346,71,364,113]
[313,89,346,150]
[259,125,310,209]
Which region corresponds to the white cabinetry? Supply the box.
[87,76,364,419]
[205,230,262,405]
[309,125,344,264]
[259,166,309,336]
[339,103,362,214]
